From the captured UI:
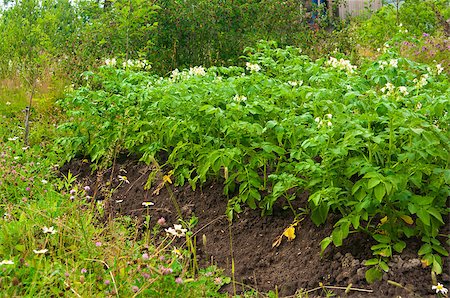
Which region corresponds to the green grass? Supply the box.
[0,97,229,297]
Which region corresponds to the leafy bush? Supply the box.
[355,0,450,49]
[151,0,313,72]
[57,42,450,282]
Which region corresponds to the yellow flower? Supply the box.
[283,226,296,241]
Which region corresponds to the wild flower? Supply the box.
[189,66,206,76]
[8,137,18,141]
[214,277,222,285]
[413,74,429,88]
[288,80,303,87]
[142,253,149,260]
[115,199,124,203]
[84,186,91,191]
[42,226,57,234]
[175,277,183,284]
[104,58,117,67]
[326,57,356,73]
[157,217,166,226]
[246,62,261,72]
[81,268,87,274]
[0,260,14,265]
[171,68,180,80]
[6,102,11,105]
[381,82,395,95]
[133,59,150,70]
[118,175,130,184]
[142,201,154,207]
[233,94,247,102]
[69,189,76,195]
[389,59,398,68]
[398,86,409,96]
[159,266,173,275]
[33,249,48,254]
[432,283,448,295]
[122,59,134,68]
[95,241,102,247]
[132,286,139,293]
[41,179,48,184]
[436,64,444,75]
[165,224,187,237]
[104,279,110,285]
[314,115,332,128]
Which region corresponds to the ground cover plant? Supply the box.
[0,108,229,296]
[56,41,450,286]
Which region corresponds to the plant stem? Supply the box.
[24,79,36,145]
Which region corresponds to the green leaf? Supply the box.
[367,178,381,189]
[373,234,391,244]
[432,244,449,257]
[351,214,360,229]
[432,258,442,274]
[411,195,434,206]
[364,258,379,266]
[309,192,321,206]
[363,172,379,179]
[427,207,444,224]
[365,267,383,284]
[311,203,329,226]
[418,243,432,255]
[15,244,26,252]
[416,209,431,226]
[379,260,389,272]
[393,241,406,253]
[320,237,332,254]
[410,128,424,135]
[374,184,386,202]
[331,225,349,247]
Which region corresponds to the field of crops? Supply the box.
[1,1,449,296]
[54,42,450,290]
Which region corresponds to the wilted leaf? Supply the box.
[163,175,172,184]
[400,215,413,225]
[272,235,282,248]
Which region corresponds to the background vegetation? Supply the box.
[0,0,449,296]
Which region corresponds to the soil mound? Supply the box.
[61,158,450,297]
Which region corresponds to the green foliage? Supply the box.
[151,0,313,72]
[57,42,450,281]
[0,0,159,83]
[355,0,450,48]
[0,105,228,297]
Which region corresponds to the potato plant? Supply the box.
[57,42,450,282]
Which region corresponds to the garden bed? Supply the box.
[62,158,450,297]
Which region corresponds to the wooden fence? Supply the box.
[337,0,383,18]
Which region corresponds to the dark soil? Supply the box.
[61,158,450,297]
